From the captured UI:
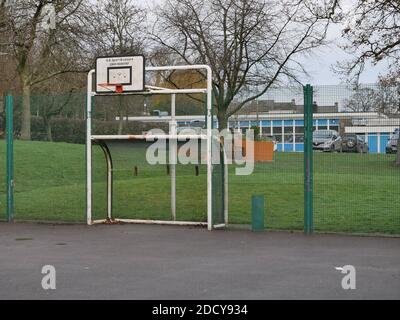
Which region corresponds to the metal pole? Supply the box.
[205,66,213,231]
[304,84,314,234]
[170,94,177,221]
[251,195,265,232]
[86,70,94,225]
[6,95,14,222]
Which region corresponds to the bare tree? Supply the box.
[339,0,400,80]
[33,72,84,141]
[152,0,339,129]
[379,72,400,165]
[339,0,400,165]
[90,0,146,134]
[344,86,380,113]
[345,83,399,114]
[91,0,146,56]
[0,0,90,140]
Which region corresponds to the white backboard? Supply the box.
[96,55,145,93]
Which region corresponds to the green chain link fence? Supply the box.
[1,84,399,235]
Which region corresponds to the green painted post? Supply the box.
[303,85,313,234]
[6,95,14,222]
[252,195,265,232]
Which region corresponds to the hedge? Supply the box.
[0,116,168,144]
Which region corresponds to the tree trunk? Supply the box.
[20,82,31,140]
[217,111,228,132]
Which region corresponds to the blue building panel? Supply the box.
[284,144,294,152]
[295,143,304,152]
[221,115,392,154]
[380,135,390,153]
[368,135,378,153]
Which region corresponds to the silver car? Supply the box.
[312,130,342,152]
[177,120,206,135]
[386,129,399,154]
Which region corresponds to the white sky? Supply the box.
[296,23,389,85]
[143,0,389,86]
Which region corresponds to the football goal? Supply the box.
[86,55,228,230]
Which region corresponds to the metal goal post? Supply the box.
[86,63,228,230]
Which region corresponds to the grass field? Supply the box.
[0,140,399,234]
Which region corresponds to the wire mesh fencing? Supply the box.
[311,84,400,234]
[1,93,87,222]
[228,85,305,230]
[0,82,399,235]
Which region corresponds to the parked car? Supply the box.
[312,130,341,152]
[386,129,399,154]
[151,109,169,117]
[176,120,206,134]
[340,134,369,153]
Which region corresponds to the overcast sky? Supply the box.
[297,23,389,85]
[144,0,389,86]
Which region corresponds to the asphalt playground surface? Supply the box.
[0,223,399,300]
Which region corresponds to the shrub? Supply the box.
[10,116,169,144]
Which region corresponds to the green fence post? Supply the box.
[303,85,313,234]
[6,95,14,222]
[252,195,265,232]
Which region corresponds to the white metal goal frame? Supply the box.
[86,64,228,230]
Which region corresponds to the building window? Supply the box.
[272,127,282,135]
[284,126,293,134]
[295,134,304,143]
[330,126,339,132]
[262,127,271,135]
[284,134,294,143]
[296,126,304,134]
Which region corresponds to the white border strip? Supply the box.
[92,219,208,226]
[91,134,208,140]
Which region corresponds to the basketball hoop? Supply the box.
[98,83,124,93]
[95,55,144,93]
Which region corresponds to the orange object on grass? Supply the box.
[243,141,275,162]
